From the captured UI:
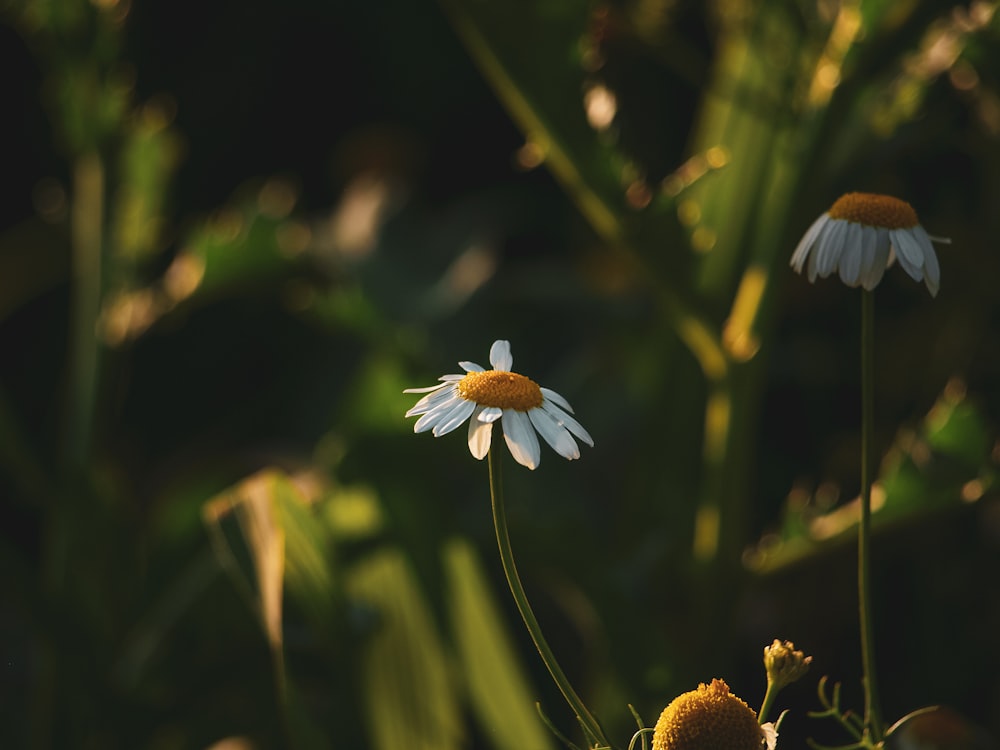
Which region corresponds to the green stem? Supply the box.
[758,678,779,725]
[67,151,105,469]
[859,289,883,742]
[487,445,611,749]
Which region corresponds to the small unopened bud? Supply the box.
[763,639,812,691]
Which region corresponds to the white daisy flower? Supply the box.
[404,339,593,470]
[790,192,948,296]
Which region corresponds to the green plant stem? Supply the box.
[487,445,611,749]
[67,151,105,469]
[859,289,883,742]
[758,678,779,725]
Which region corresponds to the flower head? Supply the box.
[404,340,593,470]
[652,678,776,750]
[790,192,946,296]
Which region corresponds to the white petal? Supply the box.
[889,228,923,281]
[501,409,540,470]
[838,222,863,286]
[413,393,461,432]
[403,383,449,394]
[459,361,485,372]
[815,218,847,278]
[431,398,476,436]
[806,236,821,282]
[790,214,829,273]
[541,401,594,447]
[540,386,575,414]
[478,406,503,423]
[440,374,464,382]
[528,408,579,460]
[468,406,493,459]
[761,722,778,750]
[490,340,513,371]
[912,225,940,296]
[857,225,882,290]
[418,391,466,424]
[405,384,459,417]
[872,227,892,278]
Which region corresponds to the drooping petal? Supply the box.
[790,213,829,273]
[501,409,540,470]
[806,235,822,282]
[838,222,863,286]
[413,393,462,432]
[459,361,485,372]
[541,401,594,446]
[489,340,513,371]
[467,406,493,459]
[431,398,476,437]
[815,218,848,278]
[889,228,924,281]
[528,408,579,460]
[912,225,940,296]
[403,383,450,394]
[540,386,575,414]
[405,384,459,417]
[857,225,881,290]
[872,227,892,277]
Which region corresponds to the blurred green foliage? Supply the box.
[2,0,1000,748]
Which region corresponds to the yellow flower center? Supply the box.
[652,679,762,750]
[827,192,919,229]
[457,370,544,411]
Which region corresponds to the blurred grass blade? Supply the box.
[203,470,287,650]
[438,0,728,383]
[111,99,181,268]
[347,548,463,750]
[277,477,341,632]
[203,468,338,745]
[443,539,555,750]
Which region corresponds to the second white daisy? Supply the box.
[790,192,946,296]
[404,339,593,470]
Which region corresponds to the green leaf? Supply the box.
[347,548,464,750]
[747,383,996,575]
[444,538,555,750]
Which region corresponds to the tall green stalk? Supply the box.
[487,445,611,749]
[859,289,883,742]
[67,151,105,469]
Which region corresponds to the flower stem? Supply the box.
[758,679,779,725]
[859,289,883,742]
[487,445,611,749]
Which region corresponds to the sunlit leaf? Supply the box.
[444,538,555,750]
[203,469,288,650]
[747,382,996,574]
[111,100,182,266]
[347,548,463,750]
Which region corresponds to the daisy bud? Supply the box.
[763,639,812,692]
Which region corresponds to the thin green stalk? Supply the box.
[859,289,883,742]
[67,151,105,469]
[487,445,611,749]
[758,678,779,725]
